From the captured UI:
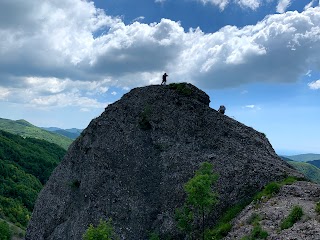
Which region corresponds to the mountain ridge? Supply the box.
[42,127,83,139]
[285,153,320,162]
[0,118,73,150]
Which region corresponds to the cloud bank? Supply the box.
[0,0,320,108]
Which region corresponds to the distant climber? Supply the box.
[161,73,168,85]
[218,105,226,114]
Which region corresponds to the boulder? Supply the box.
[26,83,302,239]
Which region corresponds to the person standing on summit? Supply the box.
[161,73,168,85]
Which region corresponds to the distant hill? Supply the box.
[286,153,320,162]
[0,118,73,150]
[42,127,82,139]
[287,160,320,184]
[279,156,293,162]
[0,130,66,231]
[307,160,320,168]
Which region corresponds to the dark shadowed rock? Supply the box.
[26,83,302,240]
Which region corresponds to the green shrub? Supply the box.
[264,182,280,195]
[220,201,250,224]
[241,222,268,240]
[247,213,261,225]
[251,224,268,239]
[205,199,251,240]
[70,180,81,189]
[205,222,232,239]
[168,83,192,96]
[139,106,152,130]
[0,196,30,228]
[240,236,251,240]
[316,202,320,215]
[280,176,297,185]
[254,182,280,202]
[149,232,160,240]
[280,205,303,230]
[0,220,12,240]
[83,219,117,240]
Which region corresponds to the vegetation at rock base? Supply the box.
[205,176,298,239]
[205,199,251,239]
[254,182,280,202]
[280,205,303,230]
[176,162,219,240]
[83,219,118,240]
[0,220,12,240]
[254,176,298,203]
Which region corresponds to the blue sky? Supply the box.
[0,0,319,155]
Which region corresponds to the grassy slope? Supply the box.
[0,118,73,150]
[287,160,320,184]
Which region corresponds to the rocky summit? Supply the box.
[26,83,302,240]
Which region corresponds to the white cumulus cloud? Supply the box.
[197,0,260,10]
[308,80,320,89]
[276,0,292,13]
[236,0,261,10]
[1,1,320,108]
[198,0,230,10]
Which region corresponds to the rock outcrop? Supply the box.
[225,181,320,240]
[26,83,302,240]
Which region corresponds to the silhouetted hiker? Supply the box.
[218,105,226,114]
[161,73,168,85]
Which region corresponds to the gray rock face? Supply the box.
[225,181,320,240]
[26,83,302,240]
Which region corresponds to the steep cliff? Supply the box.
[26,83,302,239]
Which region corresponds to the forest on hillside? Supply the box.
[0,130,66,233]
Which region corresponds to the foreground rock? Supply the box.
[26,83,302,240]
[225,181,320,240]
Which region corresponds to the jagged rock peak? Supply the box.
[26,83,303,240]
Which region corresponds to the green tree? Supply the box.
[280,205,303,230]
[177,162,219,240]
[0,220,12,240]
[83,219,118,240]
